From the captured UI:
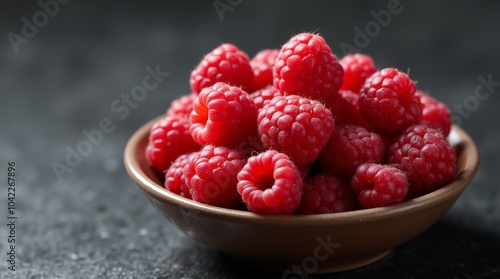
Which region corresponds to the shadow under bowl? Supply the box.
[124,116,479,274]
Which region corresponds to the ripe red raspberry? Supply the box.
[190,43,254,94]
[298,173,357,214]
[415,91,452,137]
[258,95,335,165]
[250,49,279,90]
[339,89,360,107]
[190,82,258,146]
[237,150,303,215]
[249,85,282,111]
[359,68,422,135]
[273,33,344,101]
[166,93,196,119]
[387,124,456,198]
[324,90,365,126]
[339,53,377,93]
[340,89,369,127]
[183,145,247,209]
[319,124,385,179]
[164,153,195,199]
[351,163,409,209]
[146,116,201,173]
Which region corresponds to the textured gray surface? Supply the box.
[1,1,500,278]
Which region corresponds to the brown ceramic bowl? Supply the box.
[124,115,479,274]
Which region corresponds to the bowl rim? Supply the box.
[124,115,479,226]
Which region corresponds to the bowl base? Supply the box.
[226,250,392,274]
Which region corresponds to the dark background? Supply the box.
[1,1,499,278]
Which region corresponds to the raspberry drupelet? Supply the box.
[237,150,303,215]
[273,33,344,101]
[387,124,456,198]
[257,95,335,165]
[190,43,255,94]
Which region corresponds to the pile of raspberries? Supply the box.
[145,33,456,215]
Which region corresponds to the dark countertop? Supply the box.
[1,1,499,278]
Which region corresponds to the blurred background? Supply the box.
[0,0,499,278]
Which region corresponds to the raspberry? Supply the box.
[190,43,254,94]
[190,82,258,146]
[319,124,385,179]
[387,124,456,198]
[351,163,409,209]
[257,95,335,165]
[166,93,196,119]
[249,85,282,111]
[324,90,365,126]
[237,150,303,215]
[359,68,422,135]
[183,145,247,209]
[273,33,344,101]
[250,49,279,90]
[298,173,357,214]
[164,153,195,199]
[146,116,201,173]
[339,53,377,93]
[415,91,452,137]
[339,89,360,107]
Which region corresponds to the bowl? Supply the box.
[124,115,479,274]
